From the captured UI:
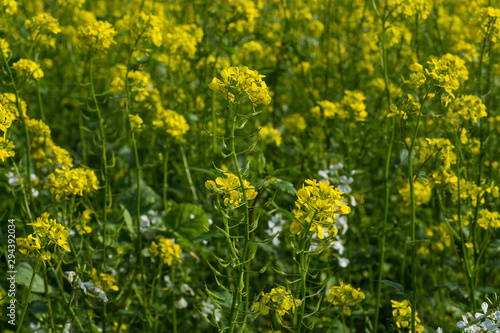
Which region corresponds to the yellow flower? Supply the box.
[128,114,144,133]
[90,268,119,293]
[253,286,301,318]
[291,179,350,239]
[0,137,15,162]
[325,282,365,315]
[12,59,44,80]
[391,299,424,333]
[150,238,182,266]
[78,20,117,51]
[25,13,61,35]
[209,66,271,106]
[205,172,258,208]
[152,108,189,142]
[259,123,282,146]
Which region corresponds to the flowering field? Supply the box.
[1,0,500,332]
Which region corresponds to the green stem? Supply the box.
[180,145,198,202]
[374,10,394,331]
[163,142,169,212]
[407,87,430,333]
[227,111,251,333]
[172,262,178,333]
[89,52,110,333]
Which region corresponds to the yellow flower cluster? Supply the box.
[1,0,17,16]
[391,300,424,333]
[128,114,144,133]
[419,225,452,255]
[0,38,10,58]
[0,137,15,162]
[150,238,182,266]
[128,70,156,102]
[477,209,500,230]
[209,66,271,106]
[90,268,119,293]
[447,95,487,126]
[311,90,367,122]
[325,282,365,316]
[253,286,301,318]
[17,213,71,263]
[0,95,14,162]
[282,113,307,133]
[47,166,99,200]
[290,179,350,239]
[25,13,61,35]
[259,123,282,146]
[205,172,258,208]
[406,54,469,106]
[399,180,432,207]
[152,108,189,142]
[116,12,162,47]
[75,210,92,235]
[12,59,44,80]
[469,7,500,43]
[78,20,117,51]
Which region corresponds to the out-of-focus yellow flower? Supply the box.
[325,282,365,315]
[150,238,182,266]
[12,59,44,80]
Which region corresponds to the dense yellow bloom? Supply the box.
[469,7,500,43]
[0,104,13,133]
[477,209,500,230]
[419,225,452,255]
[205,172,258,208]
[282,113,307,133]
[253,286,301,317]
[26,118,51,136]
[1,0,17,16]
[311,100,344,119]
[17,214,71,263]
[0,137,15,162]
[78,20,117,51]
[399,180,432,207]
[128,114,144,133]
[325,282,365,316]
[90,268,119,292]
[259,123,282,146]
[209,66,271,106]
[12,59,44,80]
[28,215,71,252]
[0,38,10,58]
[391,300,424,333]
[116,12,162,47]
[290,179,350,239]
[447,95,487,126]
[152,108,189,142]
[406,54,468,106]
[341,90,367,122]
[150,238,182,266]
[47,166,99,200]
[25,13,61,35]
[128,70,155,102]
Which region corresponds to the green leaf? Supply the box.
[16,262,46,293]
[380,280,404,292]
[271,179,296,195]
[121,205,137,240]
[164,204,209,244]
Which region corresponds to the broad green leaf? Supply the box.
[164,204,209,243]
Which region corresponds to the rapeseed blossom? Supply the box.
[209,66,271,106]
[12,59,44,80]
[325,282,365,315]
[205,172,258,208]
[391,300,424,333]
[253,286,301,318]
[290,179,350,240]
[150,238,182,266]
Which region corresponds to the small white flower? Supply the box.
[176,298,188,309]
[436,327,442,333]
[338,257,349,267]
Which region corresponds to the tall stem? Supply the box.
[374,10,394,331]
[17,261,40,333]
[227,111,251,333]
